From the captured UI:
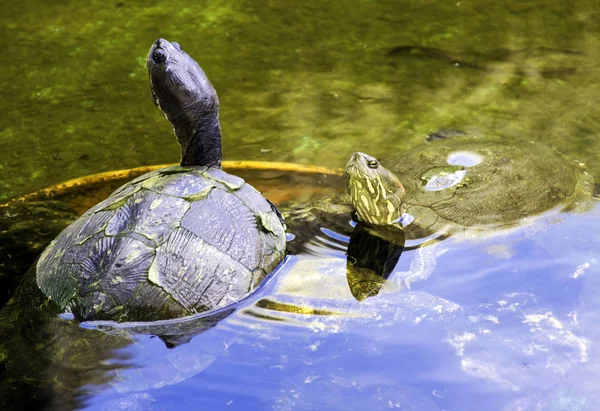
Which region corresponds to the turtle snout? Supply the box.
[151,39,182,58]
[353,152,369,161]
[347,152,366,166]
[154,38,170,49]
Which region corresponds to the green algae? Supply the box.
[0,0,599,202]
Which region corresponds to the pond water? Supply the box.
[1,0,600,410]
[1,163,599,411]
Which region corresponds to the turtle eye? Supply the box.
[152,48,168,64]
[367,160,379,169]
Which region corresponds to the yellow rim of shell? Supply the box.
[4,161,343,205]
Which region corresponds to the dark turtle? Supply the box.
[0,157,345,408]
[34,39,287,322]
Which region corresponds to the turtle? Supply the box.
[0,150,348,408]
[344,133,594,238]
[34,39,286,322]
[284,131,596,289]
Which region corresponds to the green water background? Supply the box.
[1,0,599,201]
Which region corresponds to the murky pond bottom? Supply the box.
[1,165,599,411]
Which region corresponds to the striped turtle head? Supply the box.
[345,152,406,226]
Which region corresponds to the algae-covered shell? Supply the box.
[36,166,286,322]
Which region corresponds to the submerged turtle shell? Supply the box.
[382,136,594,239]
[36,165,286,321]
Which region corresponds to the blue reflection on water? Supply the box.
[81,205,600,410]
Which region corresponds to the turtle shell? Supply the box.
[382,136,594,239]
[36,165,286,322]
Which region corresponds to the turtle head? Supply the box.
[147,39,222,168]
[345,152,406,226]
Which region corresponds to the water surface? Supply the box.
[1,0,600,410]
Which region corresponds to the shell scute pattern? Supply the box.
[36,209,116,304]
[37,168,285,321]
[141,170,215,200]
[201,167,245,190]
[71,234,156,319]
[258,228,286,275]
[148,227,254,311]
[103,190,190,245]
[181,188,261,270]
